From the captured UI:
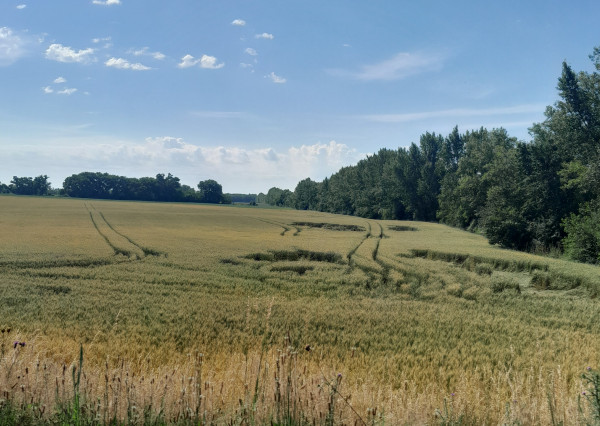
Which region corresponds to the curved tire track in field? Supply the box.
[96,211,166,257]
[86,204,165,259]
[255,217,291,236]
[346,221,371,266]
[348,221,392,286]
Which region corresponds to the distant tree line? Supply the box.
[262,47,600,264]
[0,175,53,196]
[228,193,258,204]
[1,172,230,204]
[62,172,230,204]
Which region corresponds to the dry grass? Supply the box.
[1,195,600,423]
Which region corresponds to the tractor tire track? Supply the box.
[255,218,291,236]
[350,221,392,286]
[346,221,372,269]
[86,205,139,259]
[86,204,165,259]
[97,211,166,257]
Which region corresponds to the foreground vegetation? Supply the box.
[1,196,600,424]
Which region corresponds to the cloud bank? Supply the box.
[1,138,364,193]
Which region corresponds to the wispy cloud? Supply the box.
[105,57,151,70]
[130,47,166,60]
[57,88,78,95]
[245,48,257,56]
[266,72,286,84]
[331,51,446,81]
[0,27,27,66]
[190,111,247,119]
[178,54,224,69]
[16,4,26,9]
[43,79,78,95]
[92,0,121,5]
[91,36,112,49]
[255,33,274,40]
[360,104,546,123]
[45,43,95,63]
[231,19,246,26]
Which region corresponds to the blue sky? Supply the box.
[1,0,599,193]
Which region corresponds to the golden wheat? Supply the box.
[1,195,600,423]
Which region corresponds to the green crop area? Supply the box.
[2,195,600,424]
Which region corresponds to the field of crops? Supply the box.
[1,195,600,424]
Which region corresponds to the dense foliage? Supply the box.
[1,175,52,195]
[58,172,227,204]
[264,48,600,264]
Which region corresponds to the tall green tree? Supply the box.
[438,128,515,229]
[293,178,319,210]
[9,175,50,196]
[198,179,224,203]
[416,132,444,221]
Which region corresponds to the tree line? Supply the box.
[261,47,600,264]
[1,172,230,204]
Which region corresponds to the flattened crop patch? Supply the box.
[388,225,418,232]
[292,222,365,232]
[244,249,344,264]
[270,265,315,275]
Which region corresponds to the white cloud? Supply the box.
[178,54,197,68]
[1,136,364,192]
[255,33,274,40]
[105,57,151,70]
[16,4,26,9]
[43,84,78,95]
[231,19,246,26]
[332,51,446,81]
[178,54,224,69]
[266,72,286,84]
[200,55,224,69]
[92,0,121,5]
[92,36,111,44]
[57,88,78,95]
[245,47,257,56]
[130,47,166,60]
[45,43,95,63]
[361,104,547,123]
[0,27,27,66]
[54,76,67,84]
[123,138,363,190]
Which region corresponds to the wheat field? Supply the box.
[1,195,600,424]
